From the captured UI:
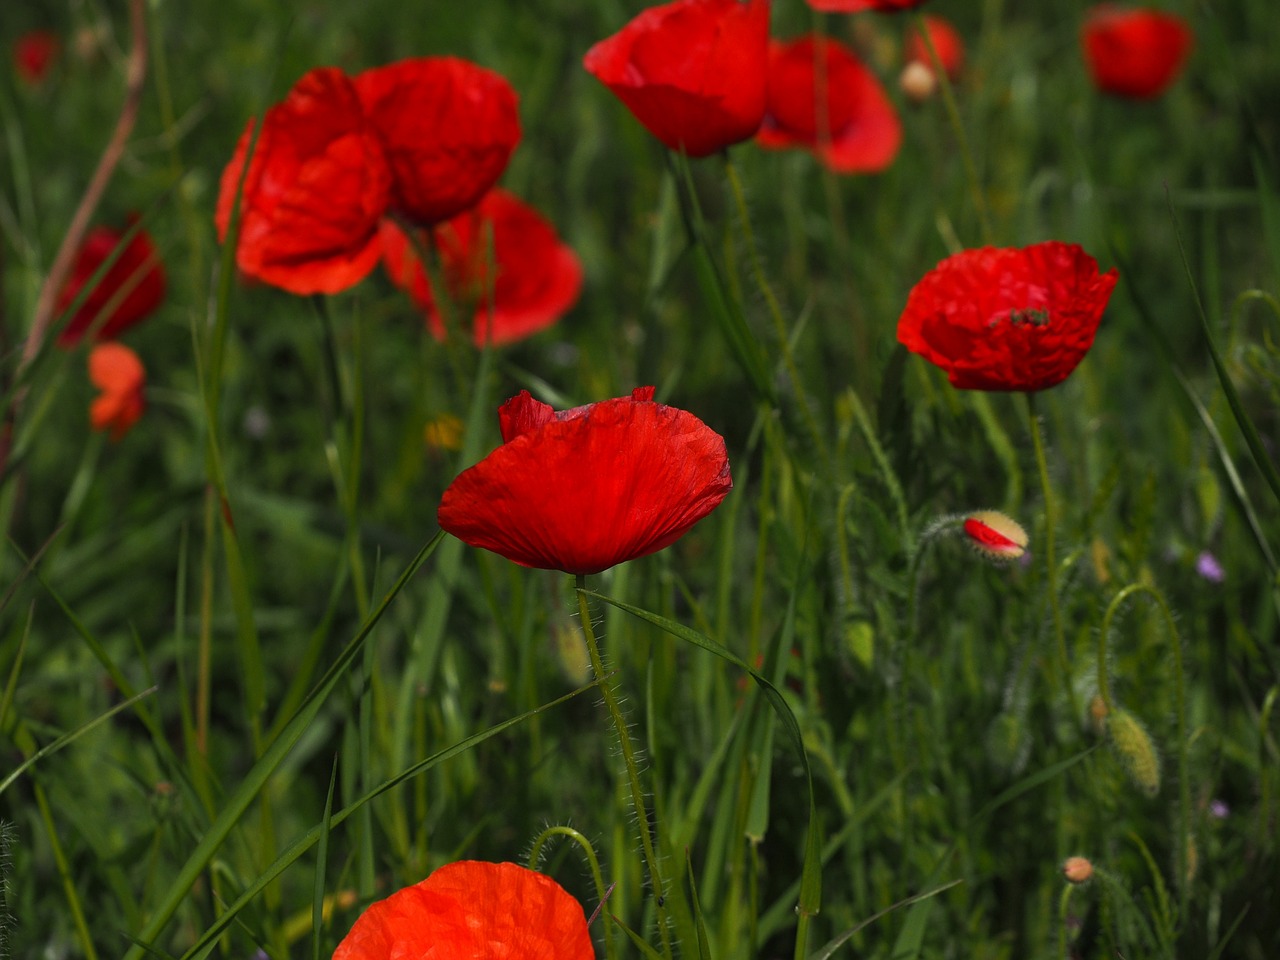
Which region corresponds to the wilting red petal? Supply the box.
[380,190,582,346]
[897,242,1119,392]
[438,387,731,574]
[333,861,593,960]
[355,57,520,225]
[55,220,166,346]
[904,15,965,81]
[584,0,769,158]
[215,67,391,295]
[1081,5,1193,99]
[88,342,145,441]
[806,0,931,11]
[757,36,901,174]
[14,31,59,85]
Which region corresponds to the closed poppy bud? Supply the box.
[1108,706,1161,797]
[757,36,902,174]
[1082,6,1193,99]
[215,67,392,295]
[963,511,1029,562]
[1062,856,1094,884]
[88,342,145,440]
[584,0,770,158]
[14,31,58,86]
[438,387,732,575]
[355,57,520,225]
[381,189,583,347]
[55,220,166,346]
[806,0,931,11]
[897,242,1119,392]
[904,15,964,82]
[333,861,593,960]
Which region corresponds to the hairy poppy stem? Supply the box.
[1025,393,1078,723]
[574,576,673,960]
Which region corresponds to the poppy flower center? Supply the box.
[997,306,1052,328]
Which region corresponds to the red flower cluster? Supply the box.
[334,861,593,960]
[584,0,770,157]
[896,242,1119,392]
[14,31,58,86]
[438,387,732,574]
[1081,6,1194,99]
[381,189,583,346]
[757,37,901,174]
[88,343,146,441]
[55,220,167,346]
[806,0,931,11]
[216,58,519,294]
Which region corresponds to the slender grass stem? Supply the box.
[575,575,672,960]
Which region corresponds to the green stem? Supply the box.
[575,575,672,960]
[1026,392,1077,721]
[527,825,616,960]
[911,10,993,244]
[1100,584,1190,900]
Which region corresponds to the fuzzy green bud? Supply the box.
[1108,707,1161,797]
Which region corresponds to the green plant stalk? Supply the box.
[1100,584,1191,901]
[527,825,616,960]
[34,780,99,960]
[575,575,673,960]
[1057,882,1076,959]
[1026,392,1077,721]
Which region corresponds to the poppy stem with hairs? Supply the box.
[1025,392,1077,722]
[574,575,674,960]
[910,10,992,245]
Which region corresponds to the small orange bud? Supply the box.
[899,61,937,102]
[962,510,1029,562]
[1062,856,1093,884]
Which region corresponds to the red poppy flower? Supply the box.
[583,0,770,158]
[215,67,392,295]
[381,189,582,346]
[438,387,732,575]
[88,342,145,440]
[14,31,58,85]
[354,57,521,225]
[805,0,930,12]
[962,511,1029,562]
[1081,6,1193,100]
[55,221,166,346]
[757,37,901,174]
[897,242,1119,392]
[905,15,964,82]
[333,861,593,960]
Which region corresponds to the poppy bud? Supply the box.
[962,511,1029,562]
[899,61,937,103]
[1062,856,1094,884]
[1108,707,1161,797]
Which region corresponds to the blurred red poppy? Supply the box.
[1081,6,1193,99]
[55,221,166,346]
[14,31,58,85]
[381,189,582,347]
[583,0,769,157]
[438,387,732,575]
[334,861,593,960]
[806,0,930,11]
[354,57,520,225]
[757,36,901,174]
[88,342,145,440]
[215,67,392,295]
[897,242,1119,392]
[905,15,964,82]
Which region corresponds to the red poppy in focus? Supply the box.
[381,189,582,347]
[215,67,392,295]
[333,861,593,960]
[806,0,930,12]
[905,15,964,82]
[88,342,145,441]
[55,221,166,346]
[1081,6,1193,99]
[897,242,1119,392]
[438,387,732,575]
[354,57,520,225]
[757,36,901,174]
[14,31,58,85]
[583,0,770,158]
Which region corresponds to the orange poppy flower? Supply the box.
[333,861,594,960]
[88,342,145,440]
